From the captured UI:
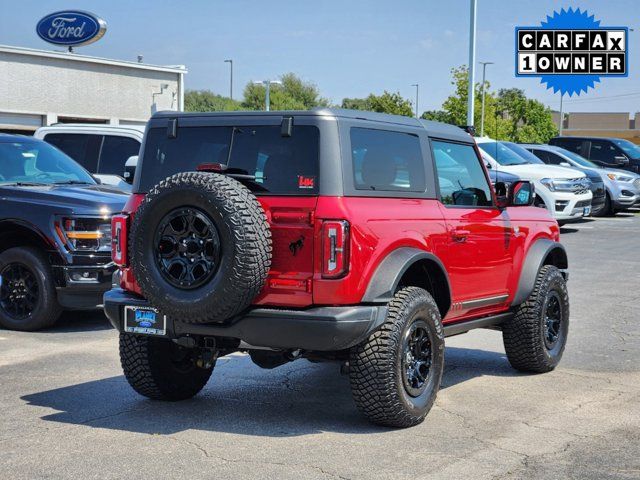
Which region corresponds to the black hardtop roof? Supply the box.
[152,108,473,143]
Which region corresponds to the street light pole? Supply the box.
[224,59,233,100]
[559,93,564,135]
[467,0,478,128]
[253,80,282,111]
[479,61,493,137]
[411,84,419,118]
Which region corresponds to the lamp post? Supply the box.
[559,93,564,135]
[253,80,282,111]
[224,59,233,100]
[411,84,419,118]
[467,0,478,127]
[479,61,493,137]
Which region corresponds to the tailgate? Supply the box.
[254,196,318,307]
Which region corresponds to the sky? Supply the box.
[1,0,639,116]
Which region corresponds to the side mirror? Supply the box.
[92,175,102,185]
[485,162,492,169]
[560,162,571,167]
[494,181,509,208]
[124,155,138,184]
[510,181,535,206]
[614,155,629,166]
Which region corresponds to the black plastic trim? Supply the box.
[443,312,512,337]
[512,239,568,306]
[104,289,388,351]
[361,247,451,305]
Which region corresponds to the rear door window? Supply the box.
[589,140,619,165]
[350,127,426,192]
[98,136,140,175]
[139,125,319,194]
[43,133,101,172]
[432,140,492,207]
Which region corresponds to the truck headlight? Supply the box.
[55,216,112,252]
[540,178,589,192]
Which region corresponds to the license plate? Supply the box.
[583,206,591,216]
[124,306,166,336]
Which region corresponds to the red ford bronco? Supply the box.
[104,109,569,428]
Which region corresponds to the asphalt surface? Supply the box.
[1,212,639,480]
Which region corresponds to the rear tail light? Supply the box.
[112,214,129,266]
[322,220,349,279]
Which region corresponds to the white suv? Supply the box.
[34,124,144,190]
[476,138,592,223]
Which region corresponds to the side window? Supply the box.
[556,138,583,154]
[98,136,141,175]
[589,140,618,164]
[432,140,492,207]
[530,149,551,164]
[350,127,426,192]
[546,151,566,165]
[43,133,101,172]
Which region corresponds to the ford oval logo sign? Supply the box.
[36,11,107,47]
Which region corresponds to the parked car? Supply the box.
[502,142,606,216]
[104,109,570,428]
[522,144,640,216]
[475,138,592,224]
[549,136,640,174]
[0,134,128,331]
[34,124,144,189]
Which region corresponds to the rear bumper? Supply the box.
[104,289,388,351]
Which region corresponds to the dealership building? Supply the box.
[0,44,186,133]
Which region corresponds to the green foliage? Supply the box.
[496,88,559,143]
[429,66,557,142]
[242,73,329,111]
[341,91,414,117]
[184,90,243,112]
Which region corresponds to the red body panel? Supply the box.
[117,192,559,323]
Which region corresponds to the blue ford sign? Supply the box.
[36,10,107,47]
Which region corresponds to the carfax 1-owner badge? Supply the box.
[515,7,628,96]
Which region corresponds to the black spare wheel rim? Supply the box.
[401,319,433,397]
[0,263,39,320]
[154,207,221,290]
[543,291,563,350]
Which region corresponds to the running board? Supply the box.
[443,312,513,337]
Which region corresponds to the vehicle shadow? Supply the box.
[45,310,113,333]
[20,346,519,437]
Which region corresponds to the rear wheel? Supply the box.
[0,247,61,331]
[120,333,213,400]
[503,265,569,373]
[349,287,444,428]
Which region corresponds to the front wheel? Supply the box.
[0,247,62,331]
[503,265,569,373]
[349,287,445,428]
[120,333,214,400]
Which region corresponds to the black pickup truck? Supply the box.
[0,134,128,331]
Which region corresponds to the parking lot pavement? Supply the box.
[1,213,639,480]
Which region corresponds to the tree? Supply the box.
[496,88,558,143]
[184,90,243,112]
[242,73,329,111]
[432,66,557,141]
[341,91,414,117]
[421,110,453,123]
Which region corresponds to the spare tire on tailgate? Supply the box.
[129,172,272,323]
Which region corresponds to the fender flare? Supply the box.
[511,239,568,306]
[361,247,451,310]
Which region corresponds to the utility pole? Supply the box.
[224,59,233,100]
[467,0,478,127]
[253,80,282,111]
[559,93,564,135]
[479,61,493,137]
[411,84,419,118]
